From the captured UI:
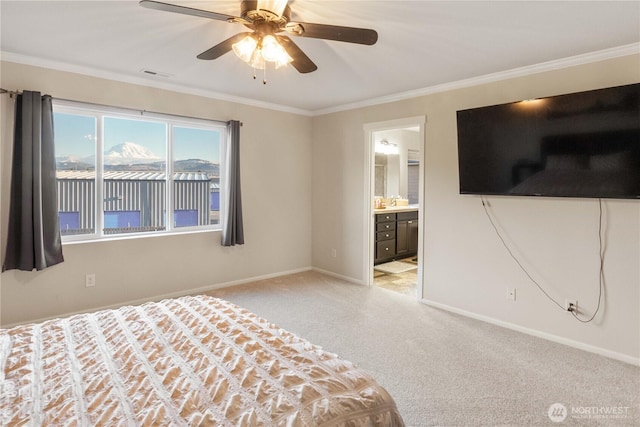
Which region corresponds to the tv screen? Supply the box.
[456,83,640,199]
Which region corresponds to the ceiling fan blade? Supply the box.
[139,0,240,22]
[277,36,318,73]
[197,32,253,60]
[285,22,378,45]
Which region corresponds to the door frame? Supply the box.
[363,116,426,299]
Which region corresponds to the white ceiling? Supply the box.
[1,1,639,115]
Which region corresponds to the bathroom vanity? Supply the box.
[374,206,418,265]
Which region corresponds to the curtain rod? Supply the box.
[54,96,241,126]
[0,89,242,126]
[0,88,22,97]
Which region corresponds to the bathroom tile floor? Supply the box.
[373,257,418,297]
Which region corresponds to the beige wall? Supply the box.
[2,54,639,362]
[312,54,640,361]
[0,61,312,326]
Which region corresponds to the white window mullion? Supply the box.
[96,115,105,238]
[166,123,174,232]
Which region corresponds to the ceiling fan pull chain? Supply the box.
[263,67,267,85]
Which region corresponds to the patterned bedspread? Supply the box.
[1,295,404,426]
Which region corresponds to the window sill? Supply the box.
[62,227,221,246]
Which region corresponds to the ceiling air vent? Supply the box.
[139,69,173,78]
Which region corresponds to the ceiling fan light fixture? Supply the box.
[261,35,291,66]
[249,48,266,70]
[273,50,293,69]
[260,35,280,61]
[232,35,258,62]
[375,139,399,155]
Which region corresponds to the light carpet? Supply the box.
[206,271,639,427]
[375,260,418,274]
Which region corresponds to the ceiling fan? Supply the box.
[139,0,378,77]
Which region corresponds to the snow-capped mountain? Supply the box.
[103,142,161,165]
[56,142,219,174]
[56,155,94,170]
[55,155,82,163]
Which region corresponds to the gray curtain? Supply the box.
[221,120,244,246]
[3,91,64,271]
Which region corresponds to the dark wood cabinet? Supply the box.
[375,210,418,264]
[374,213,396,264]
[376,239,396,261]
[396,211,418,257]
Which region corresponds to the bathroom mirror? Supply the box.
[374,129,421,201]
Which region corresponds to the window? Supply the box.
[53,101,225,242]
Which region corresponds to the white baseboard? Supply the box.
[311,267,365,286]
[420,298,639,367]
[2,267,313,329]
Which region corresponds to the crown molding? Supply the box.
[0,51,313,117]
[2,43,638,117]
[311,42,640,116]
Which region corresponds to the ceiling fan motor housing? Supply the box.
[241,0,291,27]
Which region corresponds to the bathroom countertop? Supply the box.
[374,205,419,214]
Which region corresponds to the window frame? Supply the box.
[53,100,226,243]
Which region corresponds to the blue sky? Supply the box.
[173,126,220,163]
[54,113,220,163]
[54,113,95,158]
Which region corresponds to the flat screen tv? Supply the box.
[456,83,640,199]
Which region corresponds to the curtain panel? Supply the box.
[221,120,244,246]
[3,91,64,272]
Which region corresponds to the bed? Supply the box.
[1,295,404,426]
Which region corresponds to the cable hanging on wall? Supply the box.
[480,196,604,323]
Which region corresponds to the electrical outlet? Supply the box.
[507,287,516,301]
[565,299,578,312]
[85,273,96,288]
[331,248,337,258]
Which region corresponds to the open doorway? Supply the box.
[364,117,426,299]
